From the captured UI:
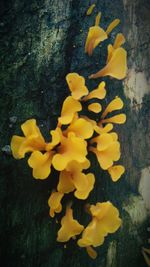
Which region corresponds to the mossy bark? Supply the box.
[0,0,149,267]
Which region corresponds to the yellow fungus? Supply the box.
[95,12,101,26]
[66,73,89,100]
[106,19,120,35]
[102,114,126,124]
[108,165,125,181]
[101,97,124,119]
[86,246,97,259]
[48,191,64,218]
[86,4,96,16]
[52,132,88,171]
[89,47,127,79]
[11,119,46,159]
[88,103,102,113]
[57,206,84,242]
[83,81,106,101]
[58,96,82,125]
[78,202,121,247]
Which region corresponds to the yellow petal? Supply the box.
[86,4,96,16]
[83,81,106,101]
[67,118,94,139]
[48,191,64,218]
[106,19,120,35]
[57,171,75,193]
[78,202,121,248]
[89,47,127,80]
[28,151,54,179]
[101,97,124,119]
[59,96,82,125]
[95,12,101,26]
[66,73,89,100]
[52,133,87,171]
[57,207,84,242]
[102,114,126,124]
[108,165,125,182]
[86,246,97,259]
[88,103,102,113]
[113,33,125,49]
[85,26,107,56]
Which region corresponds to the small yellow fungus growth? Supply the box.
[101,97,124,119]
[94,123,113,134]
[65,117,94,139]
[28,151,55,179]
[58,96,82,125]
[113,33,125,49]
[102,114,126,124]
[57,161,95,200]
[85,26,107,56]
[89,47,127,79]
[85,28,107,56]
[106,33,125,63]
[66,73,89,100]
[90,133,120,170]
[106,19,120,35]
[57,206,84,242]
[78,201,121,255]
[86,246,97,259]
[85,15,120,56]
[46,127,61,151]
[88,103,102,113]
[11,119,46,159]
[108,165,125,182]
[95,12,101,26]
[86,4,96,16]
[83,81,106,101]
[52,132,88,171]
[48,191,64,218]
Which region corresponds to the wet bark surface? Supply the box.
[0,0,150,266]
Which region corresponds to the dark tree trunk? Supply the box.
[0,0,150,267]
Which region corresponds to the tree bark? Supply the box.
[0,0,149,267]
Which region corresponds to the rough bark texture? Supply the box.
[0,0,150,267]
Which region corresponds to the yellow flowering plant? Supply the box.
[10,7,127,259]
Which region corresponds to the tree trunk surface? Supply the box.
[0,0,150,267]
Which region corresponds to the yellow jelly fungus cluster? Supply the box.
[10,9,127,259]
